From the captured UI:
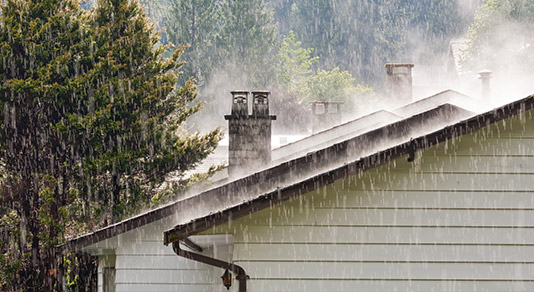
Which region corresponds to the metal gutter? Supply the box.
[172,240,248,292]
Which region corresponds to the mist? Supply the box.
[179,0,492,138]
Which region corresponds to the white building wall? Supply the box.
[86,217,220,292]
[215,113,534,291]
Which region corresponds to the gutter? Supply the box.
[172,240,248,292]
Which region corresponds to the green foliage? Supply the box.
[285,0,469,86]
[166,0,222,84]
[217,0,278,87]
[272,31,373,133]
[0,210,25,289]
[465,0,534,71]
[275,31,371,105]
[167,0,278,88]
[62,253,97,291]
[304,67,373,104]
[0,0,222,290]
[277,30,319,96]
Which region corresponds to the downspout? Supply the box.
[172,240,248,292]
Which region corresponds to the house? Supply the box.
[60,63,534,291]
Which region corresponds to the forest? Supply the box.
[1,0,533,290]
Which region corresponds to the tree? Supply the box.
[0,0,222,290]
[276,30,319,96]
[287,0,471,87]
[83,0,223,222]
[271,31,373,133]
[0,1,88,289]
[465,0,534,72]
[304,67,372,103]
[166,0,278,88]
[216,0,278,87]
[166,0,222,84]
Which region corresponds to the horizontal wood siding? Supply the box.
[215,113,534,291]
[114,220,215,292]
[244,280,534,292]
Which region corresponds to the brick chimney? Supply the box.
[385,63,414,107]
[224,91,276,176]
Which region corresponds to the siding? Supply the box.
[208,113,534,291]
[111,219,217,292]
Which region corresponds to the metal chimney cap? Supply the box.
[384,63,415,68]
[251,90,270,95]
[478,69,493,79]
[231,90,250,95]
[309,100,344,104]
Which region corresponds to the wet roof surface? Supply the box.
[60,90,534,252]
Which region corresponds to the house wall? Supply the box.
[86,218,231,292]
[206,111,534,291]
[97,253,115,292]
[114,220,213,292]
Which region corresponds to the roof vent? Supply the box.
[478,69,493,101]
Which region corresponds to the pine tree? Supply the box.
[81,0,222,221]
[166,0,222,84]
[0,0,221,290]
[0,1,88,289]
[276,30,319,96]
[167,0,278,88]
[218,0,278,87]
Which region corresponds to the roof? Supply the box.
[163,94,534,245]
[60,89,532,253]
[189,90,485,178]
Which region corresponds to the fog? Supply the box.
[183,0,492,137]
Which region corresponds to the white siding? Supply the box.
[97,254,115,292]
[211,113,534,291]
[107,218,217,292]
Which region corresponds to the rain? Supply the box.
[1,0,534,291]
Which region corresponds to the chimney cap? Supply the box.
[251,90,270,95]
[478,69,493,79]
[309,100,344,104]
[385,63,415,68]
[231,90,249,95]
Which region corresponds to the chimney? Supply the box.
[224,91,276,176]
[385,63,414,107]
[478,69,492,101]
[310,101,343,134]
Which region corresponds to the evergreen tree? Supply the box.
[0,0,221,290]
[276,30,319,96]
[288,0,470,87]
[167,0,222,84]
[82,0,222,221]
[215,0,278,87]
[0,1,88,289]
